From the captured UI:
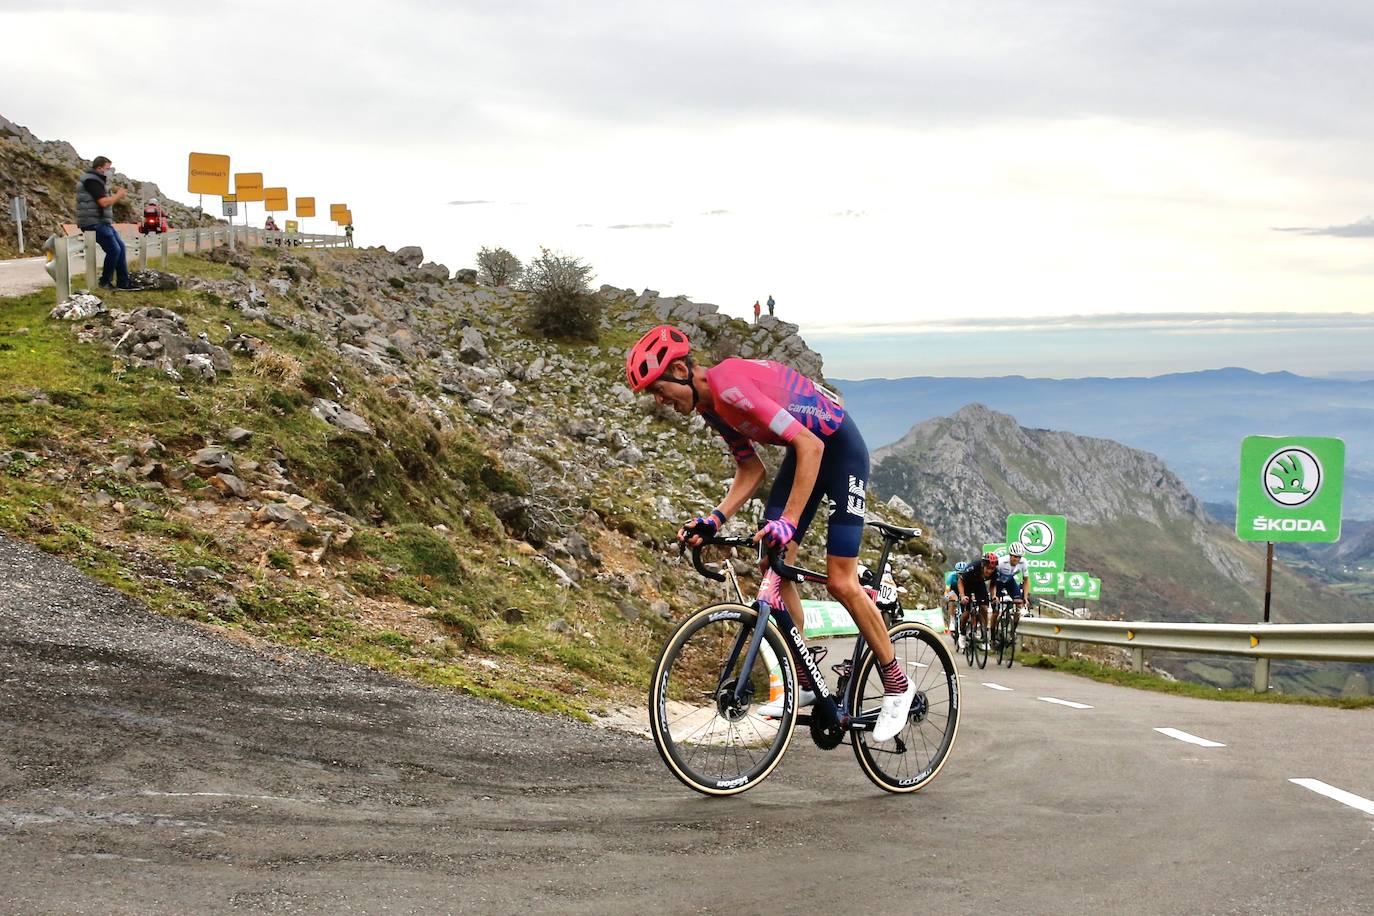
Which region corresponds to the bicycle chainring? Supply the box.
[810,715,845,750]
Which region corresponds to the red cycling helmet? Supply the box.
[984,551,999,565]
[626,325,692,392]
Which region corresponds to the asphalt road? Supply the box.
[2,532,1371,915]
[0,256,49,297]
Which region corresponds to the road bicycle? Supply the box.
[992,593,1022,668]
[648,522,960,797]
[958,599,989,669]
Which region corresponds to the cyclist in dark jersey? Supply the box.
[956,552,998,651]
[625,325,918,742]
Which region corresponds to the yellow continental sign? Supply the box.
[335,209,353,224]
[188,152,230,195]
[235,173,265,202]
[295,196,315,217]
[264,187,289,211]
[329,203,347,218]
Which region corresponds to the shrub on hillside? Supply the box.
[476,246,523,287]
[521,247,600,341]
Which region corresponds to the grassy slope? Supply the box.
[0,249,703,720]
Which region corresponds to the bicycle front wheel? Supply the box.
[852,623,960,793]
[1002,609,1018,668]
[973,616,989,669]
[648,602,797,796]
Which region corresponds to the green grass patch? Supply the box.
[1020,652,1374,709]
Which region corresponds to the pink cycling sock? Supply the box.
[878,657,909,695]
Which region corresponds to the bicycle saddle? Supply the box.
[866,520,922,541]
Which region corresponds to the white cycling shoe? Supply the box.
[757,689,815,719]
[872,681,919,742]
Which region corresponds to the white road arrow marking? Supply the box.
[1038,697,1093,709]
[1289,778,1374,816]
[1154,727,1225,747]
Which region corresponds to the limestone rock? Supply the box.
[416,262,450,284]
[459,326,488,364]
[50,293,105,320]
[310,398,374,435]
[394,246,424,267]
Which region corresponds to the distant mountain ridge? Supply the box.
[871,404,1370,630]
[837,367,1374,519]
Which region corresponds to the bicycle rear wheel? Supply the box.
[852,624,960,793]
[648,602,797,796]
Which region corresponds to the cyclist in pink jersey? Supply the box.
[625,325,917,742]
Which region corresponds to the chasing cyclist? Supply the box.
[990,542,1030,641]
[625,325,917,742]
[943,561,968,635]
[955,552,998,651]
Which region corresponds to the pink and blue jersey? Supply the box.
[702,359,846,463]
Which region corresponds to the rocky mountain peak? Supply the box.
[873,404,1209,555]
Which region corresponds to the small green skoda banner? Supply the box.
[1030,570,1058,594]
[982,542,1008,560]
[1236,436,1345,543]
[1064,572,1090,600]
[1086,577,1101,601]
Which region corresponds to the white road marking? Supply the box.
[1154,727,1225,748]
[982,683,1013,691]
[1038,696,1093,709]
[1289,779,1374,816]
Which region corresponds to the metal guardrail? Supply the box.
[47,225,348,302]
[1017,616,1374,692]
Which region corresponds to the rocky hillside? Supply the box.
[0,114,219,257]
[0,242,941,721]
[873,404,1369,624]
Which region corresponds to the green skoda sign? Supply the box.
[1236,436,1344,543]
[1086,577,1101,601]
[982,542,1008,560]
[1006,514,1067,594]
[1064,571,1091,601]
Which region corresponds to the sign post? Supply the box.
[10,196,25,252]
[188,152,230,230]
[234,173,264,232]
[296,197,315,235]
[1006,514,1067,596]
[1236,436,1345,623]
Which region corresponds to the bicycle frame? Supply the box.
[688,535,904,733]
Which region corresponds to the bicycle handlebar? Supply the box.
[682,534,826,584]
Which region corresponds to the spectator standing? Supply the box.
[75,156,133,290]
[753,299,761,323]
[767,294,775,316]
[264,215,279,231]
[344,223,354,248]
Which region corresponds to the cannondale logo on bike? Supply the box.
[791,626,831,699]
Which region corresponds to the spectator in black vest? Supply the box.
[74,156,133,290]
[767,294,775,316]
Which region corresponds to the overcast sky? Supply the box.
[3,0,1372,377]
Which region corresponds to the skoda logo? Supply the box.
[1264,447,1322,508]
[1017,521,1054,555]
